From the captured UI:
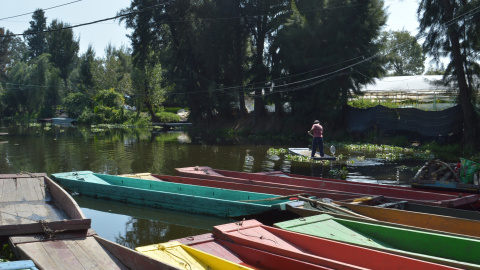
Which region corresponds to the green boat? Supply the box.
[275,214,480,269]
[51,171,289,218]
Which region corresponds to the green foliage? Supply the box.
[155,111,181,123]
[1,244,14,261]
[329,167,348,180]
[47,20,79,85]
[348,98,398,109]
[94,88,124,109]
[380,30,426,76]
[63,92,92,118]
[23,9,48,59]
[267,148,288,155]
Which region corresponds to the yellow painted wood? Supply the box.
[136,241,252,270]
[119,173,158,180]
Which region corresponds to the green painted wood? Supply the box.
[51,171,289,218]
[275,214,480,269]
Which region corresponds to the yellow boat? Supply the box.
[136,241,253,270]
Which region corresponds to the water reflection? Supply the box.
[75,195,231,248]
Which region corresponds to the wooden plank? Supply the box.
[28,176,45,201]
[15,241,57,269]
[41,240,85,269]
[2,178,17,203]
[63,239,101,269]
[19,177,37,201]
[76,236,127,270]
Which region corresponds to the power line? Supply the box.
[0,0,174,38]
[0,0,83,21]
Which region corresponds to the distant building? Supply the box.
[358,75,457,110]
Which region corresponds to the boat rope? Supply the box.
[239,193,310,202]
[158,245,192,270]
[235,219,278,246]
[298,196,376,220]
[39,220,66,239]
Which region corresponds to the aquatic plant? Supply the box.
[329,167,348,179]
[267,148,288,155]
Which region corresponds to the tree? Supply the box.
[46,19,80,88]
[380,30,426,76]
[78,45,96,94]
[418,0,479,148]
[0,28,27,81]
[24,9,48,59]
[270,0,387,128]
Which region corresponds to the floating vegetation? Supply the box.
[267,148,288,155]
[29,123,41,127]
[91,128,106,133]
[329,167,348,179]
[344,144,412,153]
[357,156,365,161]
[284,154,330,165]
[43,127,51,131]
[376,152,404,161]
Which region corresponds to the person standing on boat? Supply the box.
[308,120,324,158]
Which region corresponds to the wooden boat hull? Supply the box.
[10,229,178,270]
[213,219,459,270]
[175,167,479,208]
[411,179,480,193]
[0,173,91,236]
[288,148,337,160]
[51,171,288,218]
[153,174,362,202]
[287,200,480,239]
[275,214,480,269]
[174,233,352,270]
[136,241,253,270]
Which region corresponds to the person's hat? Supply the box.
[314,120,319,124]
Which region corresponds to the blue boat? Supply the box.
[51,171,289,218]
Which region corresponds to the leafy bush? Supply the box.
[156,111,181,122]
[63,93,92,118]
[94,88,124,109]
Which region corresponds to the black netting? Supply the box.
[347,105,463,138]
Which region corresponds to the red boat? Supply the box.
[212,219,459,270]
[175,166,479,208]
[173,233,332,270]
[152,174,361,201]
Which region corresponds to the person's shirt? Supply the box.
[311,124,323,137]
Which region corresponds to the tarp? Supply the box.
[347,105,463,138]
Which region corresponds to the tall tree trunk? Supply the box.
[442,0,478,147]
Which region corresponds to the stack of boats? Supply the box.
[3,166,480,269]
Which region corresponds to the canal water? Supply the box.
[0,123,423,249]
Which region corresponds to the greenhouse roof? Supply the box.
[361,75,453,93]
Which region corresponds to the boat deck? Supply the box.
[10,230,178,270]
[0,173,90,237]
[0,174,68,225]
[288,148,336,160]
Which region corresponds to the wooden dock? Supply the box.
[0,173,90,236]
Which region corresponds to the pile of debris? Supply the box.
[413,160,460,182]
[413,159,480,184]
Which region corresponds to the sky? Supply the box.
[1,0,421,58]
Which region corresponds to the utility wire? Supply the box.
[0,0,173,38]
[0,0,83,21]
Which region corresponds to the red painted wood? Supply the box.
[155,175,358,201]
[175,167,479,208]
[217,239,333,270]
[213,219,461,270]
